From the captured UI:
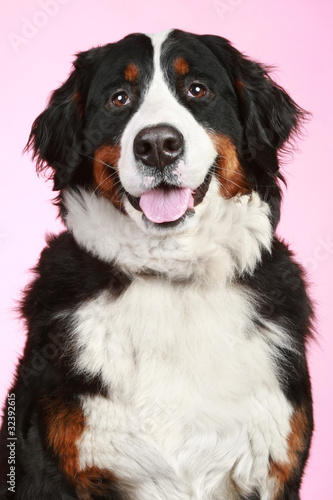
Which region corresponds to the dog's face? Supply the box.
[28,29,304,234]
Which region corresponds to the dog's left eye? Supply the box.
[111,91,131,107]
[187,83,207,99]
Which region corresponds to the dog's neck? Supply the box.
[64,181,272,284]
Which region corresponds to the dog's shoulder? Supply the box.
[243,236,313,334]
[22,232,131,318]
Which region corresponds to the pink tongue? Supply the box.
[139,187,194,223]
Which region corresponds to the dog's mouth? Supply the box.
[127,168,213,227]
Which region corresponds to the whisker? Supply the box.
[79,151,122,200]
[106,181,127,207]
[119,191,128,209]
[215,171,244,190]
[91,171,121,199]
[219,166,248,180]
[216,155,248,180]
[80,153,118,170]
[89,167,107,199]
[96,175,122,194]
[220,184,233,198]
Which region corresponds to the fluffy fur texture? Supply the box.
[0,29,313,500]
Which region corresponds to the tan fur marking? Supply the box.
[174,57,190,76]
[93,144,124,210]
[210,133,250,198]
[270,407,309,498]
[124,63,139,82]
[44,396,84,479]
[43,396,120,498]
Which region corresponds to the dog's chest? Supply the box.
[72,277,291,499]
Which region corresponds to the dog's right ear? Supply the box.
[25,46,107,191]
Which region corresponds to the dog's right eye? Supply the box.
[110,91,131,107]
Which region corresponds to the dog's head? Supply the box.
[27,29,305,235]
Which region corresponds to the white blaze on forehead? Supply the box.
[118,30,217,198]
[148,29,173,61]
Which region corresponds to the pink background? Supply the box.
[1,1,332,497]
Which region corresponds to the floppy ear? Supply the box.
[199,35,308,173]
[232,54,307,173]
[25,47,106,191]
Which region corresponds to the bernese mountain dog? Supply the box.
[0,29,313,500]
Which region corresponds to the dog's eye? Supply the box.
[187,83,207,99]
[111,91,130,107]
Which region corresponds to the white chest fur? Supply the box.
[72,277,292,500]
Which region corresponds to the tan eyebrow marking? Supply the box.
[174,57,190,76]
[124,63,139,82]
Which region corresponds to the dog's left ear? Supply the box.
[199,35,308,173]
[25,46,108,191]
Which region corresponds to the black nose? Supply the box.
[133,125,184,171]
